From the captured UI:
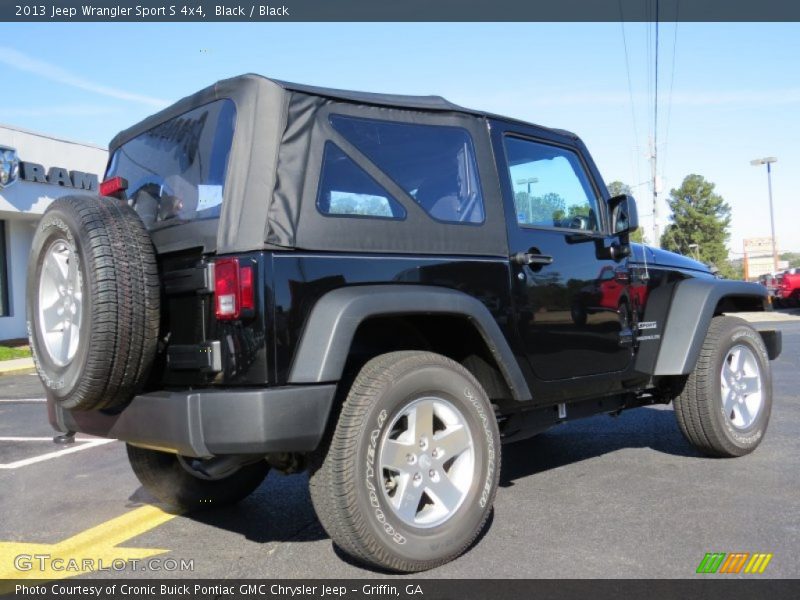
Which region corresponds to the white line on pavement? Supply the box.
[0,436,100,442]
[0,438,115,469]
[0,398,46,403]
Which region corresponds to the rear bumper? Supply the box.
[49,385,337,458]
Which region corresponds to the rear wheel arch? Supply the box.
[287,285,531,403]
[342,314,515,405]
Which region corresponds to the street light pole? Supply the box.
[516,177,539,222]
[750,157,779,273]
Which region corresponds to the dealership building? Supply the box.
[0,124,108,341]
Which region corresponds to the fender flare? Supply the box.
[652,278,768,376]
[287,285,532,401]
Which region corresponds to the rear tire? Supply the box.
[26,196,160,411]
[126,445,270,511]
[571,303,587,326]
[673,316,772,457]
[309,351,500,572]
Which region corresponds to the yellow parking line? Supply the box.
[0,505,179,582]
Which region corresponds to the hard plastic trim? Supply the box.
[287,284,532,401]
[653,278,769,376]
[49,385,337,458]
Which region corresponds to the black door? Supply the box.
[490,124,633,399]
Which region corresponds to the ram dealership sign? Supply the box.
[0,145,98,191]
[0,146,19,189]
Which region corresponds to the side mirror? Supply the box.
[609,194,639,236]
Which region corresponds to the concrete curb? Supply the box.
[0,357,35,375]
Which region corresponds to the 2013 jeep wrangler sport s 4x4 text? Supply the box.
[28,74,782,572]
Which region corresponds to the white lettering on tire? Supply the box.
[365,409,406,545]
[464,386,495,509]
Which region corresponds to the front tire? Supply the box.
[309,351,500,572]
[673,316,772,457]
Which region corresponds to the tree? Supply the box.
[660,174,733,277]
[515,191,565,226]
[607,180,632,197]
[607,180,646,243]
[780,252,800,269]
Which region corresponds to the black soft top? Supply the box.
[109,74,575,256]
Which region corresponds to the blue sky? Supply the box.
[1,22,798,254]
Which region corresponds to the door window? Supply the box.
[504,137,601,232]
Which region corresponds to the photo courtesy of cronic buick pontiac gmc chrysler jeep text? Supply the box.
[27,75,781,572]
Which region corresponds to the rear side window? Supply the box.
[106,99,236,228]
[317,143,406,220]
[329,115,485,224]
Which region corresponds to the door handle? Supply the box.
[510,252,554,266]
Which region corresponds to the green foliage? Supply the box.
[780,252,800,268]
[606,180,632,197]
[567,204,591,218]
[0,345,31,361]
[629,228,646,244]
[515,191,565,226]
[660,174,733,277]
[725,260,744,281]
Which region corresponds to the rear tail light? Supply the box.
[239,264,255,311]
[99,176,128,199]
[214,258,255,320]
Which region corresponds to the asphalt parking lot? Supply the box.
[1,317,798,580]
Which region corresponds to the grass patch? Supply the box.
[0,345,32,361]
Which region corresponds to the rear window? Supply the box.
[106,99,236,228]
[329,115,485,224]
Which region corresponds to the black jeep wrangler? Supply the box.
[27,74,781,572]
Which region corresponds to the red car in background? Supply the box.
[572,265,649,325]
[775,268,800,307]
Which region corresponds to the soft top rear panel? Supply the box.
[109,74,509,257]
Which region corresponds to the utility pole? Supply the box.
[650,137,659,247]
[750,157,779,273]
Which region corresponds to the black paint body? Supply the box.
[153,117,714,416]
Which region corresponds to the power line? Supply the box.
[617,9,642,192]
[661,12,680,189]
[651,0,661,246]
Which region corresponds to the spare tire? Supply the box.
[26,196,160,411]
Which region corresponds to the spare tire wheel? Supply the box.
[26,196,160,411]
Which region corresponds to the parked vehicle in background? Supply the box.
[775,268,800,307]
[758,273,779,297]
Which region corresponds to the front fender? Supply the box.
[650,278,769,376]
[287,285,532,401]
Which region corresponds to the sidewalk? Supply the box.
[736,310,800,323]
[0,357,35,375]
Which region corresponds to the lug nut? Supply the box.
[413,473,421,482]
[406,454,416,464]
[431,449,439,458]
[428,469,435,478]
